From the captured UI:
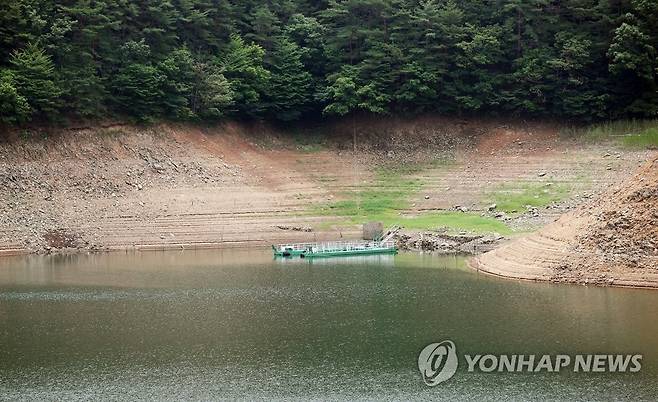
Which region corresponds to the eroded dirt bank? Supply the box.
[0,117,651,262]
[471,155,658,288]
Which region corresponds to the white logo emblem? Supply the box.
[418,340,458,386]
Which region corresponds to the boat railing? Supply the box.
[276,242,317,251]
[275,240,395,252]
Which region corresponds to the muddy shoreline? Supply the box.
[468,256,658,290]
[0,228,506,258]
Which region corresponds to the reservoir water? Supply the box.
[0,250,656,400]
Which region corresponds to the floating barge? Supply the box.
[272,240,397,258]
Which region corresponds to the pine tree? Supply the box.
[220,34,269,117]
[0,69,31,124]
[9,42,62,120]
[190,61,234,119]
[158,47,195,119]
[264,36,312,121]
[111,40,164,121]
[0,0,657,124]
[245,4,281,51]
[607,15,658,116]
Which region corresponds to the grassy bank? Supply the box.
[312,159,512,235]
[561,119,658,149]
[622,127,658,149]
[485,181,572,213]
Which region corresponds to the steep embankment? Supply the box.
[471,155,658,288]
[0,117,650,256]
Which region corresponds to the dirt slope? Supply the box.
[471,155,658,288]
[0,118,650,256]
[0,123,358,254]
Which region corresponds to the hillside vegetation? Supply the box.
[1,0,658,126]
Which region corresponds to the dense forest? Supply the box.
[1,0,657,125]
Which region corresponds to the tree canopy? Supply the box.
[0,0,656,124]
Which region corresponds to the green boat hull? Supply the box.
[301,247,397,258]
[272,242,398,258]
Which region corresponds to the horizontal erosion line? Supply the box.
[100,210,309,219]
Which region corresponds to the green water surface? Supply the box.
[0,250,656,400]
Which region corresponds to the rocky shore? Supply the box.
[395,230,505,255]
[471,155,658,289]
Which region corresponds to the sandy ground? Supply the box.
[0,119,651,268]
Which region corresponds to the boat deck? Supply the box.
[273,240,397,258]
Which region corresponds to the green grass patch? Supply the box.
[311,156,512,234]
[312,161,427,218]
[560,118,658,146]
[622,127,658,149]
[312,211,511,235]
[486,182,571,213]
[390,212,512,235]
